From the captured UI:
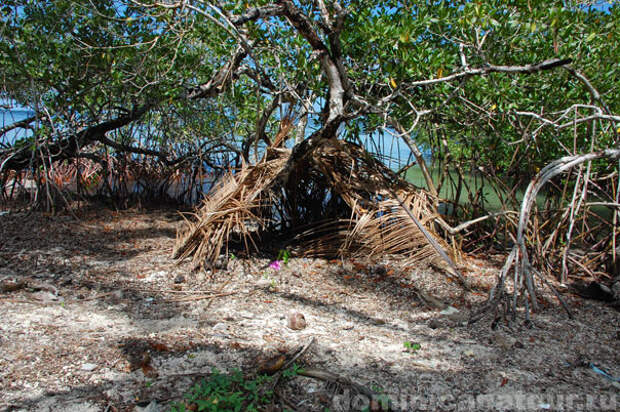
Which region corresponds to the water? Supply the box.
[405,165,547,212]
[1,108,34,144]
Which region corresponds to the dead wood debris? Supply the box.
[174,139,455,271]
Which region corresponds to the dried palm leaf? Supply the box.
[174,137,458,270]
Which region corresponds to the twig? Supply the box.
[274,388,298,411]
[166,291,237,302]
[78,279,223,295]
[297,368,376,398]
[75,291,116,302]
[0,297,56,305]
[268,337,316,395]
[204,279,232,310]
[531,267,573,319]
[282,337,315,371]
[435,211,518,235]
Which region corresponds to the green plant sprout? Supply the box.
[277,249,291,265]
[403,341,421,353]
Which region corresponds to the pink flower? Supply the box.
[269,260,282,271]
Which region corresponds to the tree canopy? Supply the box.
[2,0,617,171]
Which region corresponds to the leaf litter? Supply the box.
[0,206,618,411]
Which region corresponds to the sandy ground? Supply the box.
[0,206,618,411]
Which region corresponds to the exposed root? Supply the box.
[480,148,620,321]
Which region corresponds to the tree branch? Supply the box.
[0,115,38,136]
[404,58,573,88]
[186,47,247,99]
[0,104,153,172]
[278,0,344,121]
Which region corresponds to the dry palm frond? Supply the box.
[174,138,455,269]
[173,152,289,269]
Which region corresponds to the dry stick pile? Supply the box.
[173,138,453,270]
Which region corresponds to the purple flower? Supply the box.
[269,260,282,271]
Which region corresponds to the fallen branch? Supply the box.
[78,280,223,295]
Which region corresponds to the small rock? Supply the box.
[462,349,475,358]
[288,312,307,330]
[213,255,228,270]
[256,277,272,288]
[174,274,185,284]
[80,363,97,372]
[440,306,459,315]
[31,291,58,303]
[371,318,386,325]
[134,401,164,412]
[212,322,228,332]
[514,340,525,349]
